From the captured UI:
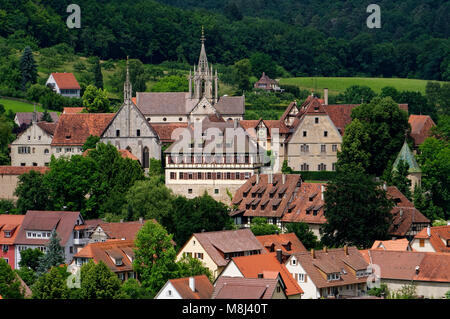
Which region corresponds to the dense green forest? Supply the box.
[0,0,448,80]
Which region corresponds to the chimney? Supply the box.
[323,246,328,253]
[257,273,263,278]
[427,225,431,237]
[276,249,282,264]
[282,174,286,185]
[268,172,273,184]
[139,217,143,224]
[189,277,195,292]
[415,266,420,275]
[324,88,328,105]
[311,249,315,259]
[344,245,348,256]
[321,185,325,200]
[399,209,403,217]
[256,173,260,184]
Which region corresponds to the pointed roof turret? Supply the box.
[124,56,132,103]
[392,140,422,173]
[198,26,209,74]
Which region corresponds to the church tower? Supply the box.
[189,26,218,103]
[124,56,132,104]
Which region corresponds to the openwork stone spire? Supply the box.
[198,26,209,74]
[124,56,132,103]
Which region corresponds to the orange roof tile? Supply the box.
[63,107,85,114]
[231,253,304,296]
[414,226,450,253]
[408,115,436,146]
[0,166,49,176]
[168,275,213,299]
[371,238,411,251]
[256,233,307,254]
[0,215,25,245]
[51,73,81,90]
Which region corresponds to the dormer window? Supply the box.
[327,273,340,281]
[66,135,71,139]
[4,231,11,238]
[115,258,123,266]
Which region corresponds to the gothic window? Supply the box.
[142,147,149,168]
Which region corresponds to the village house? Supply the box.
[88,219,147,243]
[14,111,58,131]
[13,210,84,269]
[72,240,137,282]
[45,72,81,98]
[176,229,267,279]
[410,225,450,253]
[218,251,304,299]
[371,238,412,251]
[408,114,436,150]
[155,275,213,299]
[253,72,283,92]
[386,186,430,240]
[212,276,287,299]
[285,246,370,299]
[0,214,25,269]
[0,166,49,200]
[164,117,264,204]
[361,249,450,298]
[230,173,326,238]
[134,30,244,124]
[10,111,56,167]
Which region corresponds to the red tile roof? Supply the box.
[408,115,436,146]
[230,253,304,296]
[0,215,25,245]
[168,275,213,299]
[63,107,85,114]
[98,220,147,241]
[14,211,81,246]
[0,166,49,176]
[371,238,411,251]
[291,247,369,289]
[74,240,135,273]
[365,250,450,283]
[51,73,81,90]
[36,122,57,136]
[212,276,281,299]
[82,148,139,161]
[150,123,189,143]
[51,113,115,146]
[414,226,450,253]
[256,233,307,254]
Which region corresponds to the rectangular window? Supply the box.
[324,131,328,137]
[332,144,337,152]
[315,117,319,124]
[321,145,326,153]
[136,129,140,137]
[116,130,120,137]
[2,245,9,253]
[303,131,307,137]
[188,189,193,194]
[69,246,73,254]
[419,239,425,247]
[214,189,219,194]
[332,163,336,171]
[170,172,176,180]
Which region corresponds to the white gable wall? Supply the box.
[285,256,320,299]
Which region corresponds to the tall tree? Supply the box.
[36,230,65,276]
[232,58,252,92]
[79,261,125,299]
[19,46,37,90]
[338,85,376,104]
[336,118,370,172]
[40,109,53,122]
[31,266,70,299]
[19,248,44,272]
[132,220,178,298]
[0,258,24,299]
[82,85,111,113]
[14,170,50,213]
[93,57,104,89]
[321,165,393,248]
[250,52,277,79]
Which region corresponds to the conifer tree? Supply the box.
[93,57,104,89]
[20,46,38,91]
[40,109,53,122]
[36,230,65,276]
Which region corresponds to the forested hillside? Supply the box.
[0,0,448,80]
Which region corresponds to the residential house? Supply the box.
[13,210,84,268]
[256,233,307,259]
[100,60,161,168]
[0,214,25,269]
[50,113,115,158]
[72,219,103,253]
[408,115,436,150]
[285,246,370,299]
[253,72,283,92]
[134,31,244,124]
[89,219,147,243]
[410,225,450,253]
[218,251,304,299]
[72,240,137,282]
[371,238,412,251]
[0,166,49,200]
[361,249,450,298]
[230,173,327,238]
[46,72,81,98]
[392,140,422,191]
[386,186,430,240]
[14,111,58,132]
[176,229,267,279]
[155,275,213,299]
[10,113,56,167]
[212,276,287,299]
[164,117,263,204]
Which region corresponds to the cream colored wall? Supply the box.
[408,173,422,192]
[51,146,84,159]
[383,279,450,299]
[410,239,436,252]
[154,282,183,299]
[0,175,19,199]
[285,256,319,299]
[176,235,221,279]
[287,115,341,171]
[11,123,53,166]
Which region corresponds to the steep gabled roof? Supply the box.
[256,233,307,254]
[371,238,411,251]
[15,112,59,127]
[212,276,281,299]
[0,215,25,245]
[97,220,147,241]
[414,226,450,253]
[50,73,81,90]
[408,115,436,146]
[168,275,213,299]
[392,141,421,173]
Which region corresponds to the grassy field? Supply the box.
[0,97,48,113]
[279,77,447,95]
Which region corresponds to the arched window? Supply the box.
[142,146,149,168]
[44,149,49,154]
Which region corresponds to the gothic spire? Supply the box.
[198,26,209,74]
[124,56,132,103]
